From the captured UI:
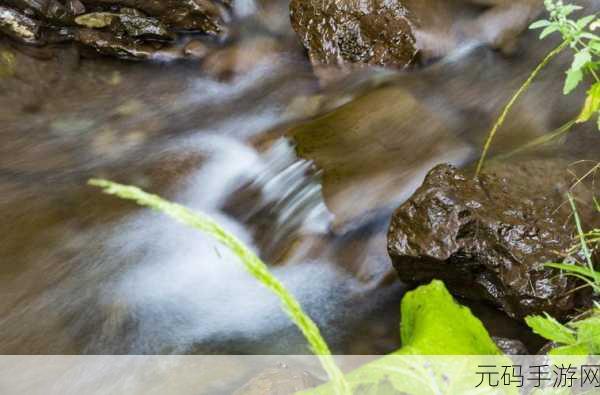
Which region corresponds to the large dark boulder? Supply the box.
[387,161,596,320]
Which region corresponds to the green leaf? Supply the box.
[577,15,596,29]
[525,314,577,345]
[399,280,501,355]
[530,20,551,29]
[589,40,600,52]
[301,281,505,395]
[564,68,583,94]
[571,315,600,354]
[562,5,583,16]
[579,32,600,41]
[540,25,560,39]
[549,343,589,356]
[571,50,592,71]
[577,82,600,123]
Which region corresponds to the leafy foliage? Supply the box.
[543,193,600,293]
[477,2,600,175]
[526,309,600,355]
[303,281,503,395]
[89,179,350,395]
[525,313,577,345]
[526,193,600,356]
[397,280,501,356]
[91,180,506,393]
[530,0,600,127]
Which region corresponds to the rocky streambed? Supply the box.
[0,0,598,362]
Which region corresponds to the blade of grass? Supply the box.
[546,262,600,292]
[496,118,576,160]
[568,193,595,273]
[89,179,350,395]
[475,41,568,177]
[546,262,600,281]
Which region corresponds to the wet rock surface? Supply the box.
[287,86,472,231]
[289,0,418,82]
[289,0,541,82]
[0,0,231,60]
[388,161,597,320]
[493,337,529,355]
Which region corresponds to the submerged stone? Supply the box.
[388,161,596,320]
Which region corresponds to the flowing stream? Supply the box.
[0,0,599,356]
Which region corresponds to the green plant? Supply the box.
[89,179,350,395]
[526,309,600,355]
[91,180,507,394]
[530,0,600,96]
[303,280,503,395]
[395,280,501,356]
[476,0,599,176]
[544,193,600,291]
[526,193,600,355]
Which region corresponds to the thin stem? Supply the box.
[89,179,350,395]
[496,117,576,160]
[568,193,595,273]
[475,41,569,177]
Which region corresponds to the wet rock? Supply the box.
[493,337,528,355]
[233,365,320,395]
[75,12,173,40]
[183,39,210,59]
[289,0,418,81]
[388,161,596,320]
[202,36,283,79]
[80,0,230,34]
[287,86,472,231]
[0,6,42,45]
[0,0,233,60]
[74,29,156,60]
[289,0,542,82]
[5,0,71,23]
[66,0,86,17]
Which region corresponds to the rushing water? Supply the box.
[0,0,599,356]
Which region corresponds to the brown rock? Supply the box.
[80,0,230,34]
[493,337,528,355]
[0,0,233,60]
[387,161,596,320]
[288,86,472,231]
[289,0,418,81]
[0,6,42,45]
[289,0,542,82]
[202,36,283,79]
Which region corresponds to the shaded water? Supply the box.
[0,0,599,355]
